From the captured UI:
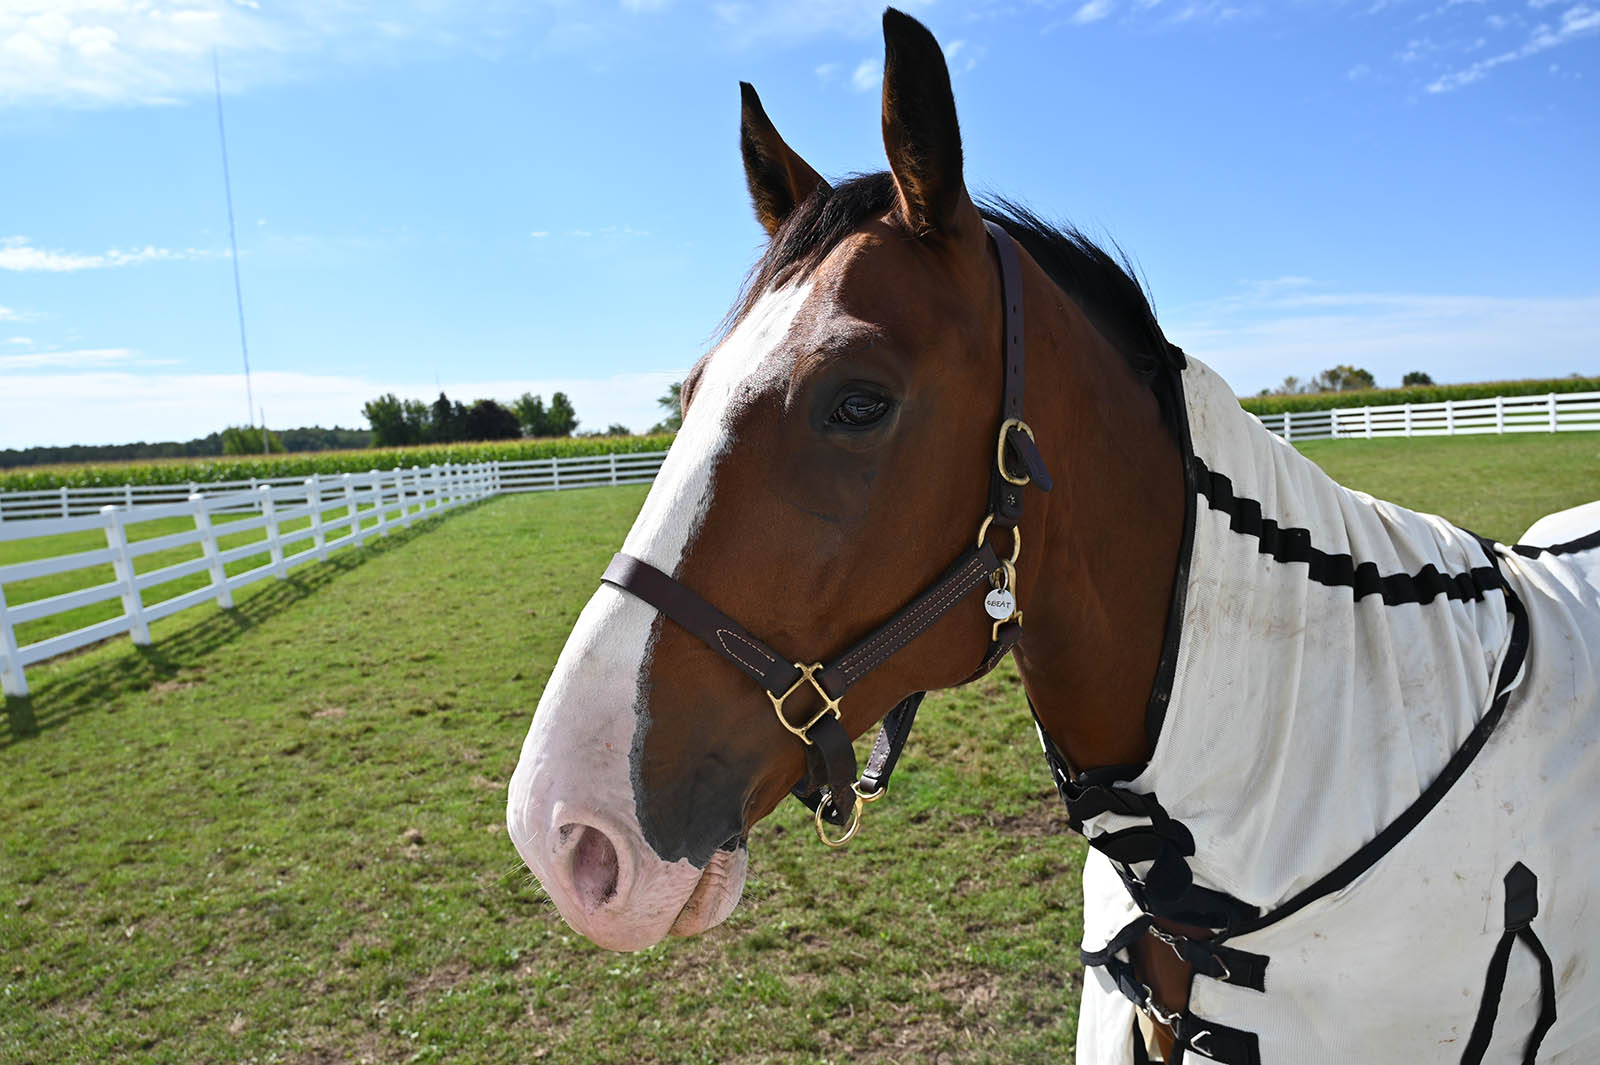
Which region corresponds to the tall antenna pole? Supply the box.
[213,50,256,430]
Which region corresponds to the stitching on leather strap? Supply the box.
[836,556,989,682]
[716,628,777,676]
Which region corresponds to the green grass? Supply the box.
[1,434,1595,1064]
[1296,432,1600,541]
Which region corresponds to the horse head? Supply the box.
[507,8,1184,953]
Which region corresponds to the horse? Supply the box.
[507,10,1600,1062]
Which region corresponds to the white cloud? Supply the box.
[529,230,549,238]
[0,347,155,370]
[850,57,880,92]
[7,337,34,345]
[0,305,22,321]
[1073,0,1116,23]
[620,0,670,10]
[814,60,839,81]
[1166,281,1600,394]
[0,236,203,272]
[0,368,688,448]
[1427,4,1600,92]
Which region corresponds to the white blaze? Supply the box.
[507,283,812,948]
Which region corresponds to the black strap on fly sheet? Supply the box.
[1458,862,1557,1065]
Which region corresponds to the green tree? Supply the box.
[220,425,285,455]
[650,381,683,434]
[1310,365,1376,392]
[1402,371,1435,387]
[362,393,408,447]
[513,392,549,436]
[463,398,522,441]
[546,392,579,436]
[431,392,466,443]
[402,399,430,444]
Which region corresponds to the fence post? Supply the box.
[261,486,287,580]
[551,456,561,492]
[406,467,420,527]
[1362,406,1372,439]
[60,486,69,518]
[1403,403,1412,437]
[1330,409,1340,440]
[1282,411,1293,443]
[1445,399,1455,435]
[1549,393,1558,432]
[343,473,361,547]
[124,484,134,508]
[1495,396,1505,434]
[102,505,152,646]
[306,475,328,561]
[609,453,618,485]
[191,493,234,610]
[0,580,28,698]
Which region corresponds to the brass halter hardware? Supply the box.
[766,662,842,745]
[996,417,1037,487]
[975,512,1022,564]
[814,780,890,848]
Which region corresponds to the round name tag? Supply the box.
[984,588,1016,620]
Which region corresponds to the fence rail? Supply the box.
[1258,390,1600,442]
[1,462,503,697]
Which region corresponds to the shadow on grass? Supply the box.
[1,506,480,748]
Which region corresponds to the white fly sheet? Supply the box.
[1071,357,1600,1064]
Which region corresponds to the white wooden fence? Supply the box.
[1259,391,1600,442]
[0,452,670,697]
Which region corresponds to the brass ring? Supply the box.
[853,780,888,804]
[975,513,1021,565]
[996,418,1036,487]
[814,792,864,847]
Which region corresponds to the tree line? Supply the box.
[360,391,584,447]
[0,426,372,470]
[1259,365,1434,396]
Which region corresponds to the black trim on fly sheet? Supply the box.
[1219,543,1530,940]
[1511,526,1600,559]
[1144,369,1196,748]
[1192,456,1509,606]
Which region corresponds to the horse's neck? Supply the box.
[1009,285,1185,773]
[1091,357,1518,909]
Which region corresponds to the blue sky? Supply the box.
[1,0,1596,449]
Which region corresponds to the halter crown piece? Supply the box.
[601,220,1051,846]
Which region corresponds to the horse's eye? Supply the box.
[828,393,892,428]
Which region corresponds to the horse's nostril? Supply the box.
[564,823,620,911]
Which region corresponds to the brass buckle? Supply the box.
[975,513,1021,564]
[767,662,841,745]
[814,782,889,848]
[996,418,1036,487]
[992,610,1022,643]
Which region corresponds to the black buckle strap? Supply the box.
[1459,862,1557,1065]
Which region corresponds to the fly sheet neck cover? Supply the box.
[1070,356,1600,1065]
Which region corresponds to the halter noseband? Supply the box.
[601,220,1052,846]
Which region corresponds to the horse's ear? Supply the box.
[740,82,827,237]
[880,8,976,238]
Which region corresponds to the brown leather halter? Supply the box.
[602,220,1053,846]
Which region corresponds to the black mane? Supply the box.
[729,171,1186,436]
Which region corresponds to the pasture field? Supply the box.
[1,433,1595,1064]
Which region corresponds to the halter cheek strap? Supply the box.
[601,219,1051,847]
